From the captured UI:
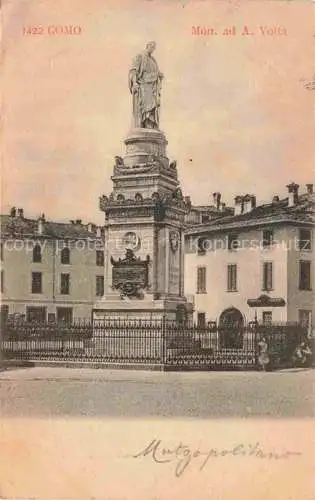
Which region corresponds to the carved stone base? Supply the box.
[124,128,168,168]
[93,293,193,322]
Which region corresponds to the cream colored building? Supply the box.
[184,183,315,335]
[0,208,105,322]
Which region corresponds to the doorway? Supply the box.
[219,307,244,348]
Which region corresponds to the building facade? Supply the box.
[184,183,315,336]
[0,208,105,322]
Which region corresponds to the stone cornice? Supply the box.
[185,216,315,236]
[99,187,189,214]
[112,163,178,181]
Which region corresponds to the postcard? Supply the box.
[0,0,314,499]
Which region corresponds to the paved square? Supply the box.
[0,367,313,418]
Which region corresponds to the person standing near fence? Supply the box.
[258,337,269,371]
[292,340,312,367]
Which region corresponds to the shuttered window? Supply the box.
[196,267,206,293]
[227,264,237,291]
[262,262,273,291]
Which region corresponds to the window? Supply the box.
[0,242,3,261]
[61,247,70,264]
[26,306,46,322]
[33,243,42,263]
[196,266,206,293]
[298,229,311,251]
[31,272,42,293]
[263,229,274,247]
[298,310,312,335]
[299,261,311,290]
[96,250,104,266]
[96,275,104,296]
[201,215,210,223]
[197,312,206,328]
[262,311,273,325]
[227,233,239,250]
[262,262,273,291]
[0,270,4,293]
[57,307,73,323]
[197,237,207,256]
[227,264,237,291]
[60,273,70,295]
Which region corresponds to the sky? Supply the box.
[2,0,315,225]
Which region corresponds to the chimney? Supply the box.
[234,195,243,216]
[286,183,299,207]
[306,183,313,195]
[10,207,16,217]
[37,214,45,235]
[96,226,102,238]
[17,208,24,218]
[213,192,221,210]
[243,194,256,213]
[87,222,93,232]
[272,195,280,203]
[220,202,226,211]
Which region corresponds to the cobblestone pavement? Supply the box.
[0,366,313,418]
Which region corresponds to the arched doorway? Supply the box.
[219,308,244,349]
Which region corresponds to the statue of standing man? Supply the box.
[129,41,163,129]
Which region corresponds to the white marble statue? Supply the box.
[128,41,163,129]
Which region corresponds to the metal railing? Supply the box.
[1,319,308,370]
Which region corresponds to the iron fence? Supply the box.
[1,318,308,370]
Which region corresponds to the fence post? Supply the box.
[161,315,166,366]
[253,319,259,369]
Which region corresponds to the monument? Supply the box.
[93,42,193,321]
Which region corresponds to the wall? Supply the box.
[184,225,290,324]
[1,236,104,320]
[286,226,315,329]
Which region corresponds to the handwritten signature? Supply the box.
[132,439,302,477]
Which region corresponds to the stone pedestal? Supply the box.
[94,126,193,324]
[123,128,168,168]
[93,292,193,322]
